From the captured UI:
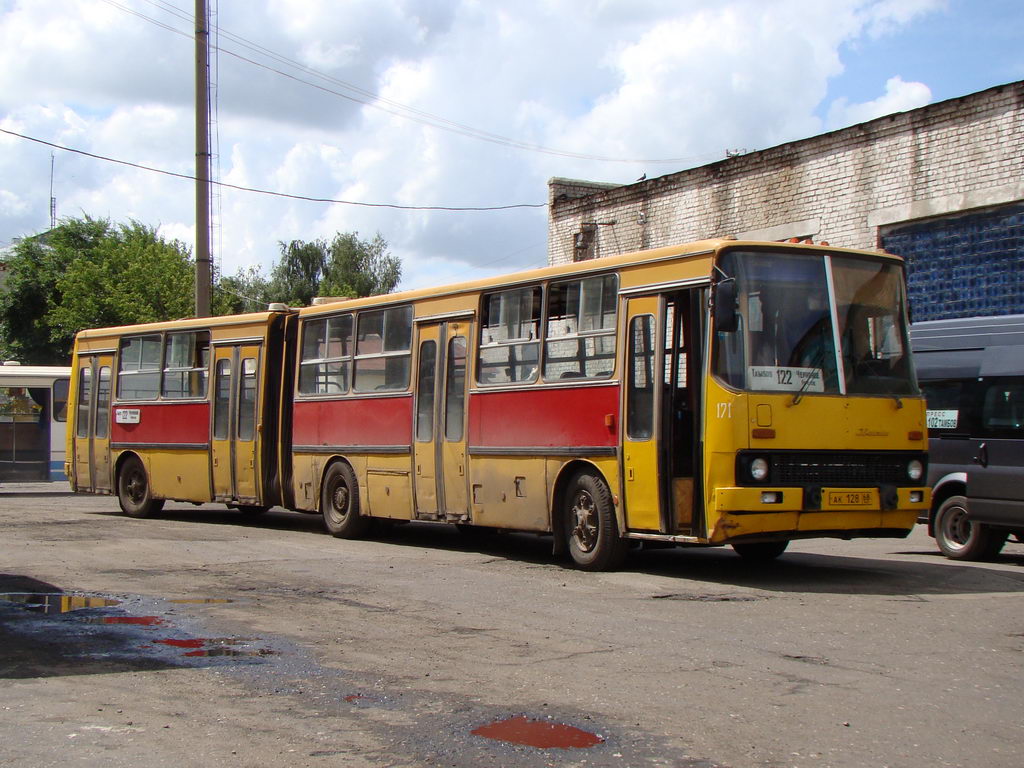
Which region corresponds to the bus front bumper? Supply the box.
[710,486,930,541]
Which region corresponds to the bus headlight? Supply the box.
[907,459,923,482]
[750,457,770,482]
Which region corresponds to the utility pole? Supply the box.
[194,0,212,317]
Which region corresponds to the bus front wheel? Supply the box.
[563,471,627,571]
[732,540,789,561]
[117,456,165,518]
[321,462,371,539]
[934,495,1007,561]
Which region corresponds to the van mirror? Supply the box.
[714,279,738,333]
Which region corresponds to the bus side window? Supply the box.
[117,335,161,400]
[478,286,541,385]
[353,306,412,392]
[52,378,70,422]
[543,275,617,381]
[162,331,210,399]
[76,368,92,438]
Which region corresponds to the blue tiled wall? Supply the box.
[881,203,1024,322]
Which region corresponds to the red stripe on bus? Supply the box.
[109,402,210,444]
[293,396,413,447]
[468,385,619,447]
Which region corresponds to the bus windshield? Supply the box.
[713,249,917,397]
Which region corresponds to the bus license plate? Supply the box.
[827,490,876,507]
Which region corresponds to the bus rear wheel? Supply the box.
[117,456,164,518]
[563,471,626,571]
[321,462,371,539]
[934,495,1007,560]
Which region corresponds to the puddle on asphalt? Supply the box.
[153,637,277,658]
[471,715,604,749]
[0,593,121,614]
[168,598,234,605]
[84,615,166,626]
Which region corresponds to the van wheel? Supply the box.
[117,456,165,518]
[934,495,1007,560]
[563,471,626,571]
[732,541,789,561]
[321,462,370,538]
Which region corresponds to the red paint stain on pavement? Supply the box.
[471,716,604,749]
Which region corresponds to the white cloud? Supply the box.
[826,75,933,129]
[0,0,948,292]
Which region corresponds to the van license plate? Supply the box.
[827,490,875,507]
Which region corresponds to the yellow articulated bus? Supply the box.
[68,239,930,570]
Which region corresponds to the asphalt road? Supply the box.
[1,483,1022,768]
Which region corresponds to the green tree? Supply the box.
[249,231,401,309]
[0,216,196,365]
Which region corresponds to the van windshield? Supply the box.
[712,249,918,397]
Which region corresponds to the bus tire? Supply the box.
[321,462,370,539]
[934,495,1007,560]
[563,471,626,571]
[117,456,164,518]
[235,505,269,516]
[732,540,789,561]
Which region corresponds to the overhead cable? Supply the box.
[0,128,546,211]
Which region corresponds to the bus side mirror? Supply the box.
[714,279,738,333]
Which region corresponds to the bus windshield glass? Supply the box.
[713,249,917,397]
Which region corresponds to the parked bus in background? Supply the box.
[911,314,1024,560]
[0,362,71,483]
[68,311,292,516]
[67,239,930,570]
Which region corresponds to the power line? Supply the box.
[0,128,546,212]
[100,0,715,166]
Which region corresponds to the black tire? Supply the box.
[934,495,1007,560]
[563,471,627,571]
[732,540,789,561]
[117,456,165,518]
[321,462,371,538]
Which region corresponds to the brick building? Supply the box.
[548,80,1024,322]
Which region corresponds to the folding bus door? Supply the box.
[622,291,703,535]
[73,355,113,492]
[413,319,471,521]
[211,344,262,505]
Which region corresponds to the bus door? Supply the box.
[623,291,702,535]
[73,356,113,492]
[413,319,471,521]
[211,344,262,504]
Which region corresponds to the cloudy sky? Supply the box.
[1,0,1021,291]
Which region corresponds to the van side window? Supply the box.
[980,380,1024,437]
